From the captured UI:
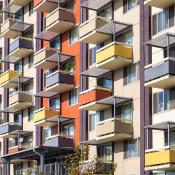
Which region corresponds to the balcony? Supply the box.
[0,122,22,137]
[96,118,132,143]
[79,87,112,111]
[80,161,112,174]
[144,0,175,8]
[9,0,32,6]
[34,48,58,69]
[4,91,33,113]
[9,37,33,58]
[33,107,60,126]
[1,19,32,39]
[34,0,58,13]
[0,70,21,88]
[36,71,74,97]
[45,7,74,34]
[145,148,175,171]
[79,16,111,44]
[43,134,74,148]
[144,58,175,89]
[96,42,133,70]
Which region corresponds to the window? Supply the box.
[15,8,24,21]
[69,88,79,106]
[14,61,23,73]
[121,104,133,120]
[50,36,61,49]
[97,5,113,20]
[165,130,175,146]
[89,112,104,131]
[124,63,139,85]
[153,6,174,35]
[124,138,140,159]
[88,47,96,66]
[28,108,34,121]
[97,144,113,162]
[69,27,79,45]
[153,88,175,113]
[23,81,33,93]
[117,31,133,45]
[29,1,34,16]
[62,0,74,10]
[124,0,138,12]
[97,72,113,90]
[61,122,74,137]
[49,97,60,109]
[28,55,33,68]
[14,113,22,125]
[9,138,18,148]
[0,48,2,61]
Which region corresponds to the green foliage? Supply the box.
[63,145,117,175]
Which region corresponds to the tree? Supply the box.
[63,146,117,175]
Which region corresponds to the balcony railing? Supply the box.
[45,7,74,34]
[0,70,21,88]
[79,86,112,111]
[144,57,175,89]
[33,107,60,125]
[9,37,33,58]
[145,147,175,171]
[9,0,32,6]
[96,118,132,143]
[96,42,133,70]
[34,48,58,69]
[1,18,32,39]
[0,122,22,136]
[144,0,175,8]
[80,160,112,174]
[79,16,111,44]
[4,91,33,113]
[43,134,74,148]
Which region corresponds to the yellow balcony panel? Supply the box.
[145,149,175,171]
[79,16,111,44]
[45,7,75,34]
[1,18,20,39]
[33,108,60,125]
[9,0,31,6]
[34,48,57,69]
[0,70,20,88]
[144,0,175,8]
[96,118,132,144]
[96,42,132,70]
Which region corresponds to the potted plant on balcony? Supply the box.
[63,61,74,73]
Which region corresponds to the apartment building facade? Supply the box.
[0,0,173,175]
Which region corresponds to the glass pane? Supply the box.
[158,13,163,32]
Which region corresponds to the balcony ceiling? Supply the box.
[81,0,112,11]
[35,31,59,41]
[145,0,175,9]
[145,121,175,130]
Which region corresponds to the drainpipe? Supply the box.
[33,148,45,173]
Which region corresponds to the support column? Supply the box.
[40,154,45,172]
[6,159,10,175]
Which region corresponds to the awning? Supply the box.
[35,31,59,41]
[97,21,132,35]
[81,66,110,77]
[9,76,33,84]
[0,146,74,160]
[10,20,33,32]
[146,33,175,48]
[97,95,132,105]
[35,91,58,98]
[145,121,175,130]
[81,0,112,11]
[2,4,22,14]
